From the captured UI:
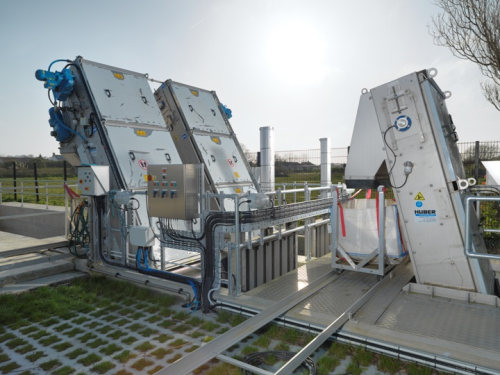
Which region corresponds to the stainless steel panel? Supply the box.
[105,125,182,189]
[80,59,165,127]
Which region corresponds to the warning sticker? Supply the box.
[414,192,425,200]
[414,209,437,223]
[138,159,149,170]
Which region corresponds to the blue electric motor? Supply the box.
[220,103,232,119]
[48,107,72,142]
[35,68,74,101]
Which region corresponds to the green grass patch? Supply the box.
[113,350,137,364]
[121,336,138,345]
[187,316,204,326]
[172,323,192,333]
[190,331,205,338]
[65,327,84,337]
[71,316,86,324]
[0,354,8,364]
[106,330,127,340]
[345,361,362,375]
[25,351,45,362]
[90,361,115,374]
[78,332,97,343]
[147,365,164,375]
[113,318,130,326]
[127,323,143,332]
[158,319,176,329]
[130,312,145,319]
[166,353,182,364]
[353,346,374,366]
[378,354,400,373]
[145,315,160,323]
[101,343,122,356]
[253,335,270,348]
[204,362,242,375]
[241,345,258,355]
[102,315,118,322]
[114,371,133,375]
[406,362,434,375]
[8,319,30,329]
[29,330,48,339]
[201,321,220,332]
[154,333,173,343]
[150,347,173,360]
[102,304,121,313]
[15,344,36,354]
[172,311,189,321]
[52,365,75,375]
[53,342,73,352]
[0,362,21,374]
[169,338,189,347]
[88,338,108,349]
[96,325,113,334]
[0,333,15,343]
[40,317,60,327]
[54,322,72,332]
[19,325,38,335]
[274,342,290,351]
[39,335,62,346]
[6,338,27,349]
[131,358,154,371]
[77,353,102,367]
[216,327,230,335]
[66,348,87,360]
[317,355,340,375]
[83,321,100,329]
[185,345,199,353]
[121,298,136,306]
[39,359,61,371]
[138,327,159,337]
[135,341,155,352]
[328,341,349,359]
[118,307,134,316]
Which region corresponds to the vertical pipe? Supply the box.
[260,126,274,193]
[234,194,241,295]
[63,160,67,183]
[474,141,479,182]
[320,138,331,199]
[12,162,17,201]
[331,187,338,268]
[34,163,39,203]
[377,186,385,275]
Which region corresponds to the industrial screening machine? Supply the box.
[345,68,497,294]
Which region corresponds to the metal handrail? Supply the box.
[464,195,500,260]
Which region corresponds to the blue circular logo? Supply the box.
[395,115,412,131]
[416,201,423,207]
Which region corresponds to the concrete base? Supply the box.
[0,202,66,239]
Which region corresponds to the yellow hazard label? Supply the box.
[113,72,124,80]
[234,172,240,178]
[190,89,199,97]
[414,192,425,200]
[136,130,146,137]
[235,188,242,193]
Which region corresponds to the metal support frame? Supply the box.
[332,186,387,276]
[157,270,339,375]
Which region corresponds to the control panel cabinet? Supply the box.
[147,164,199,220]
[77,166,109,196]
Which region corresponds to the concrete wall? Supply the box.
[0,203,65,239]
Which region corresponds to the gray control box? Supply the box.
[77,165,109,196]
[147,164,199,220]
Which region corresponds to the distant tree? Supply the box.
[240,143,257,166]
[430,0,500,110]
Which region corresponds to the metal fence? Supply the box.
[247,141,500,185]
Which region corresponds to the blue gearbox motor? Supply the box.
[48,107,72,142]
[35,68,74,101]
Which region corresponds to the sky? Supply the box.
[0,0,498,157]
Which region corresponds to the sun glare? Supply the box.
[266,20,329,84]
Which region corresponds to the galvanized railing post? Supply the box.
[21,181,24,207]
[45,182,49,209]
[0,181,2,205]
[64,184,69,237]
[377,186,386,275]
[331,187,339,268]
